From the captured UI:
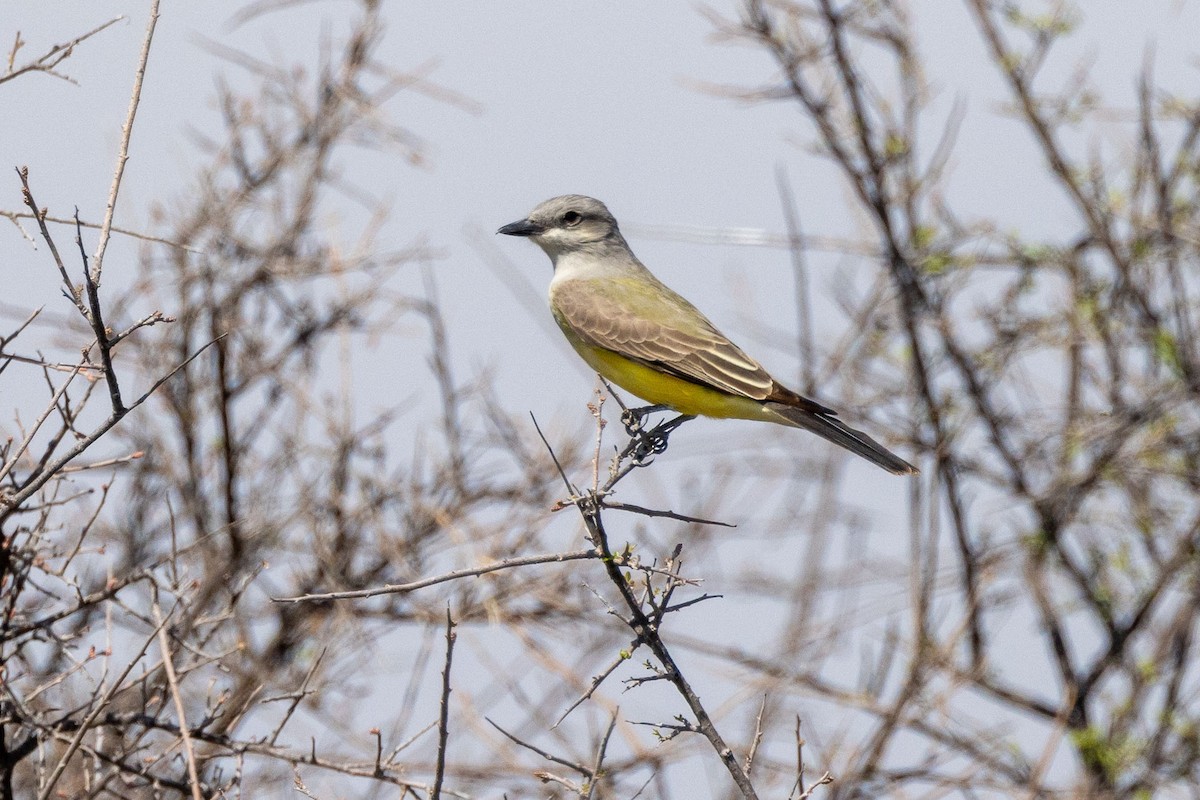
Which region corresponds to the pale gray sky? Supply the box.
[5,2,1200,795]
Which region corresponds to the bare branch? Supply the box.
[91,0,160,285]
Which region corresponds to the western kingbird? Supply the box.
[498,195,917,475]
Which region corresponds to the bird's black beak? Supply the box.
[497,219,545,237]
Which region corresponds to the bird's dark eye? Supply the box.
[562,211,583,227]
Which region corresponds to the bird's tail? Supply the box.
[764,402,918,475]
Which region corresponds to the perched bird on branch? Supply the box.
[499,195,917,475]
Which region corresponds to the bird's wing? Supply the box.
[552,276,799,403]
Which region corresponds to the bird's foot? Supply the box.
[631,414,696,465]
[621,404,671,436]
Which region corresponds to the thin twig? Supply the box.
[76,211,123,413]
[153,598,204,800]
[584,712,618,800]
[58,451,144,474]
[431,606,456,800]
[554,639,639,728]
[745,695,768,776]
[487,718,594,778]
[530,411,579,496]
[0,17,122,86]
[265,648,326,747]
[91,0,160,285]
[1,209,202,252]
[0,352,105,374]
[274,548,598,603]
[0,306,42,347]
[601,500,735,528]
[533,770,583,793]
[16,167,89,319]
[776,166,816,394]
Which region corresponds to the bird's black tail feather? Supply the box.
[764,402,918,475]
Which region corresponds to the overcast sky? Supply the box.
[5,2,1200,794]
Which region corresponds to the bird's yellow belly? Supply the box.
[556,324,766,420]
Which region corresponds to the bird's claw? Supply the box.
[621,404,669,436]
[630,433,669,465]
[628,413,694,465]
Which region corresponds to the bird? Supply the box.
[498,195,917,475]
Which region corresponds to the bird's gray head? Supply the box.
[497,195,624,259]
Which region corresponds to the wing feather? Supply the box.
[552,277,776,399]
